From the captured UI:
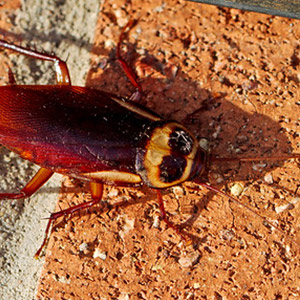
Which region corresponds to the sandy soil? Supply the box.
[0,1,300,299]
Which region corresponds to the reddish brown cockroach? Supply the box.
[0,21,299,258]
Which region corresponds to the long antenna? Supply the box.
[191,180,300,248]
[210,154,300,163]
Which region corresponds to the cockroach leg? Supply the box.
[156,189,190,242]
[34,182,104,258]
[0,40,71,85]
[116,19,143,101]
[7,66,16,84]
[90,181,104,200]
[0,167,53,200]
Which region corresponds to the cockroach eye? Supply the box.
[168,128,194,155]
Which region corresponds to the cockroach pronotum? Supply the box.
[0,21,299,258]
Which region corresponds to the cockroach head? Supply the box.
[136,121,207,188]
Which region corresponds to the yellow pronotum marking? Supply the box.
[83,170,142,184]
[144,122,198,188]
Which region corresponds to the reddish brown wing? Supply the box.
[0,85,154,180]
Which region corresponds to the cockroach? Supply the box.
[0,21,299,258]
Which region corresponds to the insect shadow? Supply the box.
[84,39,297,245]
[0,30,297,250]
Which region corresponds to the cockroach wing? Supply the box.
[0,85,157,184]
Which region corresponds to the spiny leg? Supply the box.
[35,181,104,258]
[156,189,188,241]
[117,19,143,101]
[0,167,53,200]
[0,40,71,85]
[7,66,16,84]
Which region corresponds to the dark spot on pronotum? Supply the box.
[159,155,186,183]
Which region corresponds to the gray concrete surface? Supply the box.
[0,1,100,299]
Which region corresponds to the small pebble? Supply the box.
[230,182,244,197]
